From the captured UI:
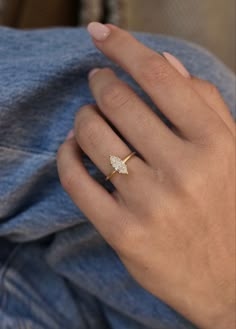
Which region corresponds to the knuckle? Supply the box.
[213,127,235,156]
[60,169,76,192]
[180,130,233,194]
[141,55,170,86]
[75,105,92,127]
[178,164,207,196]
[191,115,228,148]
[100,81,131,109]
[112,219,146,256]
[202,119,229,148]
[75,107,99,145]
[78,117,100,146]
[186,171,205,193]
[205,81,220,98]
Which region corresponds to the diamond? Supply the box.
[110,155,128,174]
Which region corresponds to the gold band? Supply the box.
[105,151,136,181]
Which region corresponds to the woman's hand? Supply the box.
[57,23,236,329]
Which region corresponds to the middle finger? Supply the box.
[89,67,184,168]
[88,23,220,142]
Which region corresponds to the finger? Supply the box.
[162,52,235,136]
[190,78,236,136]
[87,22,221,142]
[88,67,184,168]
[57,137,125,244]
[74,104,155,203]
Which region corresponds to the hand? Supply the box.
[57,23,236,329]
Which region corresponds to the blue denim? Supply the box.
[0,26,235,329]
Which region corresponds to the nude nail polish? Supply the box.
[88,68,100,79]
[87,22,111,41]
[163,52,190,78]
[66,129,74,140]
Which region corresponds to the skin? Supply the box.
[57,24,236,329]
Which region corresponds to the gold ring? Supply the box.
[105,151,136,181]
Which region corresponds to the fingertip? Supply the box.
[87,22,111,41]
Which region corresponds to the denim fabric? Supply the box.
[0,26,235,329]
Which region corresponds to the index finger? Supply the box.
[87,23,221,142]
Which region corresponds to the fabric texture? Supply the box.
[0,26,235,329]
[0,0,235,71]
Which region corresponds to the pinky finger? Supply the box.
[190,77,235,136]
[163,52,235,136]
[56,137,123,243]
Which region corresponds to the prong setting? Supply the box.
[110,155,128,174]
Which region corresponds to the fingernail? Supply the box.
[66,129,74,140]
[163,52,190,78]
[88,68,100,79]
[87,22,111,41]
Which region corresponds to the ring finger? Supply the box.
[74,104,156,201]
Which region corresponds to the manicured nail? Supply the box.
[163,52,190,78]
[66,129,74,140]
[87,22,111,41]
[88,68,100,79]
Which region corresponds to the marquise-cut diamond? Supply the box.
[110,155,128,174]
